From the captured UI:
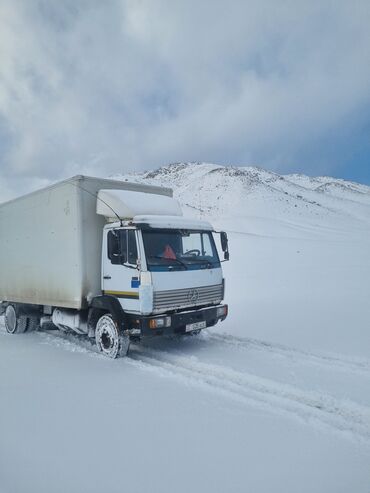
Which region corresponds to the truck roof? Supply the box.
[106,215,214,231]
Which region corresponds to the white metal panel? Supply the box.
[0,181,82,308]
[151,268,223,292]
[97,189,182,219]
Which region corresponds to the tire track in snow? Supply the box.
[3,323,369,443]
[129,345,370,444]
[207,332,370,376]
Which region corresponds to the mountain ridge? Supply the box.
[112,163,370,238]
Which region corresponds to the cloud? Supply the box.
[0,0,369,197]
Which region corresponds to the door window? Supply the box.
[107,230,121,265]
[127,230,138,265]
[107,229,137,265]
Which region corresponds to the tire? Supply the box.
[27,317,40,332]
[95,313,130,359]
[5,305,28,334]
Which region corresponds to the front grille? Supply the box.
[153,284,223,312]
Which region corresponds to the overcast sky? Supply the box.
[0,0,369,199]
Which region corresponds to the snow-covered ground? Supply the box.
[1,163,370,492]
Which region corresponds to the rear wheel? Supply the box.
[95,314,130,359]
[5,305,28,334]
[27,316,40,332]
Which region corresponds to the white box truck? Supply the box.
[0,175,229,358]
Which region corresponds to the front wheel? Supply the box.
[95,314,130,359]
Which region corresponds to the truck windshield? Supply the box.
[142,229,220,271]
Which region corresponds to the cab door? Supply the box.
[102,228,140,312]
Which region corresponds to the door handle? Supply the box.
[103,275,111,279]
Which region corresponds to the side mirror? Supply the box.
[220,231,230,261]
[220,231,228,251]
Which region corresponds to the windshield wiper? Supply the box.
[148,256,188,270]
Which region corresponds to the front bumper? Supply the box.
[128,304,228,337]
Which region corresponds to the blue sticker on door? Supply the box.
[131,277,140,288]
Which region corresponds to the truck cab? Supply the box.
[99,215,228,340]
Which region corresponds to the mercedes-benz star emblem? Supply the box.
[187,289,199,303]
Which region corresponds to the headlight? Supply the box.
[216,305,228,318]
[149,316,171,329]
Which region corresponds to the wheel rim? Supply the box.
[101,330,114,350]
[5,305,17,334]
[96,315,119,358]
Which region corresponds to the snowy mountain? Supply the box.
[113,162,370,237]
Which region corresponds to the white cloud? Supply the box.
[0,0,369,197]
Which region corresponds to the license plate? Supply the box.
[185,321,206,333]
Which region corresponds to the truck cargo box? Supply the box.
[0,175,172,309]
